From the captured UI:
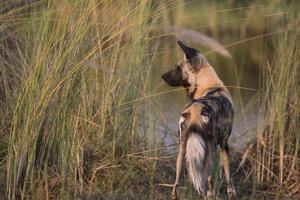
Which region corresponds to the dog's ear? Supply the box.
[177,41,198,61]
[177,41,207,71]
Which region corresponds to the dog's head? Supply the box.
[161,41,208,87]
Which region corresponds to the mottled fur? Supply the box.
[162,41,236,200]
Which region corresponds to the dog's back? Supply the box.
[179,87,234,194]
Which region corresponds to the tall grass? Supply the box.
[250,5,300,197]
[0,0,299,199]
[1,1,165,199]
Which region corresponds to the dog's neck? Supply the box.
[186,64,225,100]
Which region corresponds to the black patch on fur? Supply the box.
[177,41,207,71]
[184,88,234,146]
[177,41,198,62]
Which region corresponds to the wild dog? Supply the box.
[161,41,236,199]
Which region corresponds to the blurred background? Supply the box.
[0,0,299,199]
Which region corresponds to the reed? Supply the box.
[0,0,299,199]
[250,5,300,197]
[1,0,165,199]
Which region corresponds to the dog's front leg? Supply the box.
[172,140,186,200]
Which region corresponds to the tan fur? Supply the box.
[193,64,224,98]
[189,105,202,124]
[178,58,229,100]
[183,104,207,129]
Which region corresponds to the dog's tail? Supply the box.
[185,132,215,195]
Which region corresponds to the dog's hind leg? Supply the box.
[207,175,213,200]
[172,140,186,200]
[221,144,236,200]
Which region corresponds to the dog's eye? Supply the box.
[180,112,190,118]
[176,65,181,71]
